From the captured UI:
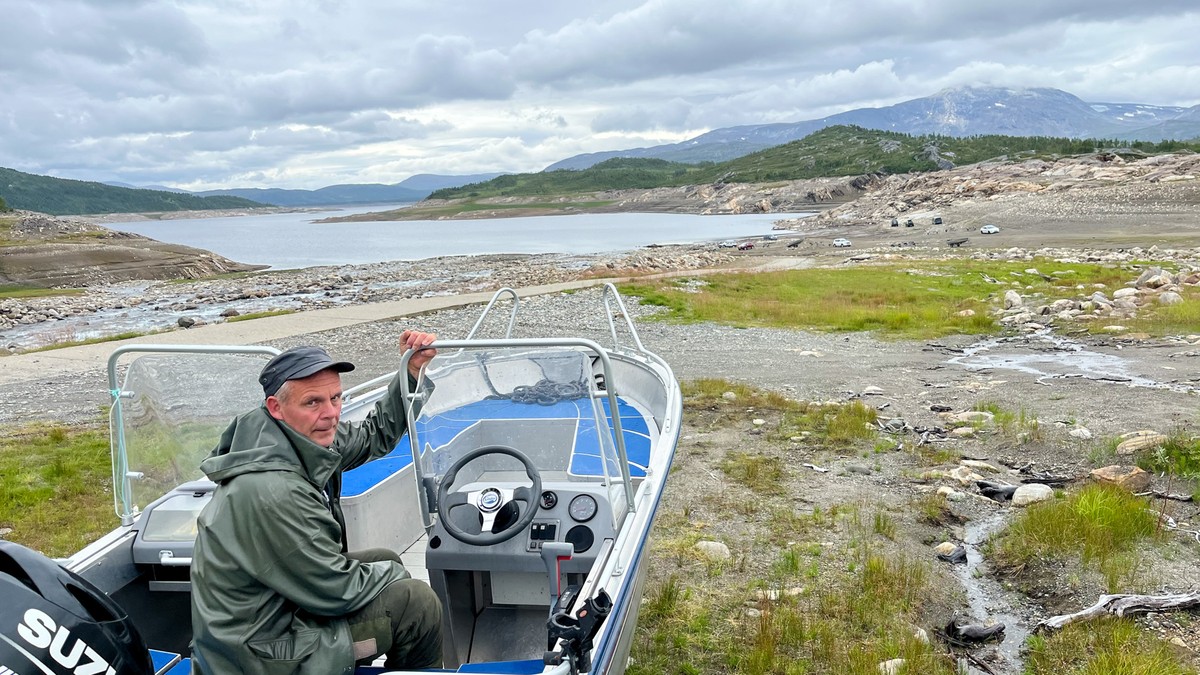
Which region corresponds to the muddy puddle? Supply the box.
[948,331,1198,393]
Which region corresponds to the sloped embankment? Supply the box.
[0,212,265,287]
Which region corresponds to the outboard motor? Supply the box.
[0,540,154,675]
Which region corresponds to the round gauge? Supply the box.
[540,491,558,510]
[568,494,598,523]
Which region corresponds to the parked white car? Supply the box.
[980,224,1000,234]
[832,237,852,247]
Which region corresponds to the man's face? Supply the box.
[265,369,343,447]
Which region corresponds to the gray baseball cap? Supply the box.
[259,346,355,397]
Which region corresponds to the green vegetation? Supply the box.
[992,483,1161,592]
[1026,617,1198,674]
[1125,297,1200,339]
[0,166,265,216]
[632,509,955,674]
[23,330,154,353]
[0,285,84,299]
[430,125,1200,200]
[972,401,1042,442]
[1138,432,1200,479]
[349,199,618,221]
[622,260,1135,339]
[226,309,297,322]
[720,451,787,495]
[0,425,118,556]
[776,400,878,448]
[0,194,10,211]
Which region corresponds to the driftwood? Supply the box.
[1135,489,1194,502]
[1036,591,1200,632]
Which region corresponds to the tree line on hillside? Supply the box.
[0,167,264,216]
[431,125,1200,200]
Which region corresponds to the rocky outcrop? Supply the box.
[778,153,1200,228]
[0,212,265,288]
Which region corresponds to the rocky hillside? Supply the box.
[789,151,1200,228]
[0,212,264,288]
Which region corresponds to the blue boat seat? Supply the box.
[342,397,653,498]
[355,658,543,673]
[150,649,181,675]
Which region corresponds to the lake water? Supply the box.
[111,205,812,269]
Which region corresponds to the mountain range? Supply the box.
[546,86,1200,171]
[106,173,505,207]
[5,86,1199,215]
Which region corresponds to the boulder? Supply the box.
[1012,483,1054,506]
[1116,430,1168,456]
[1090,465,1152,492]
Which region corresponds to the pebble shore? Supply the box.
[0,245,731,351]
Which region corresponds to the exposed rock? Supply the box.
[695,540,732,560]
[1116,430,1168,456]
[1090,465,1152,492]
[1012,483,1055,506]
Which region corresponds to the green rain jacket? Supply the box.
[190,373,419,675]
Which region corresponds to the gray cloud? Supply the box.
[0,0,1197,189]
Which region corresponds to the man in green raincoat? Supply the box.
[190,330,442,674]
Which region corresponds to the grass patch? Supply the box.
[0,424,118,557]
[332,199,618,221]
[1138,432,1200,479]
[719,451,786,495]
[226,309,297,322]
[164,268,294,284]
[23,330,155,353]
[973,400,1042,441]
[1026,617,1197,674]
[992,483,1161,591]
[682,378,800,410]
[0,285,85,299]
[621,260,1135,339]
[1122,291,1200,338]
[631,546,955,675]
[912,492,958,527]
[776,400,878,448]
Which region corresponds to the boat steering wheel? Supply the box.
[436,445,543,546]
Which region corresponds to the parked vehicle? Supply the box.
[980,224,1000,234]
[763,234,779,241]
[933,217,943,225]
[718,240,738,248]
[832,238,852,247]
[737,241,755,250]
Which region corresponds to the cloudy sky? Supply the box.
[2,1,1198,191]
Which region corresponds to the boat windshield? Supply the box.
[111,351,274,522]
[409,346,629,524]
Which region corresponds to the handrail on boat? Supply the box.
[600,282,649,356]
[465,287,520,339]
[398,337,636,529]
[106,344,281,526]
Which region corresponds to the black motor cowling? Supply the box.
[0,540,154,675]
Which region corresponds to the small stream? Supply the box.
[951,511,1031,675]
[938,332,1185,674]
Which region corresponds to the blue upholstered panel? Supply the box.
[342,397,652,497]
